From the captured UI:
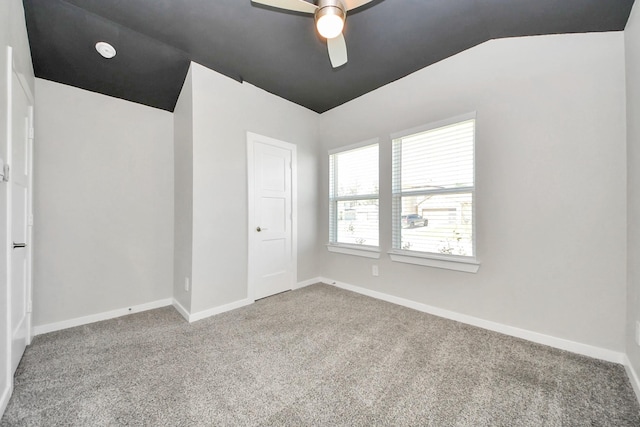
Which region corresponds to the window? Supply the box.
[329,141,379,252]
[391,115,477,270]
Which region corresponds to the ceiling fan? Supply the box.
[251,0,372,68]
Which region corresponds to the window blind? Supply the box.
[329,143,379,247]
[392,119,475,257]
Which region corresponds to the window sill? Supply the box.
[388,250,480,273]
[327,244,381,259]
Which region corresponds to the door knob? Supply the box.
[256,227,268,232]
[13,242,26,249]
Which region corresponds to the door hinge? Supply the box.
[28,215,34,226]
[27,300,32,313]
[2,163,9,182]
[28,127,34,140]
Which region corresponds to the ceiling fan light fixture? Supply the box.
[315,5,345,39]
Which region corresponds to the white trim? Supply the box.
[3,45,13,421]
[246,132,297,302]
[188,298,253,323]
[328,137,379,155]
[328,193,379,202]
[25,104,33,346]
[32,298,173,336]
[294,277,324,289]
[389,250,480,273]
[247,136,255,300]
[391,114,477,261]
[327,244,381,259]
[624,355,640,404]
[291,141,298,300]
[173,297,255,323]
[5,48,35,389]
[0,382,10,422]
[172,298,190,322]
[390,112,477,140]
[320,278,625,364]
[328,139,380,247]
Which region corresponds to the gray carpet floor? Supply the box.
[2,284,639,426]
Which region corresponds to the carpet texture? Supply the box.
[2,284,639,426]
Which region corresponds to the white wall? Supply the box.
[186,62,319,314]
[0,0,34,415]
[33,79,174,326]
[318,32,627,352]
[625,2,640,383]
[173,68,194,312]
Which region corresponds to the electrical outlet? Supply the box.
[184,277,190,292]
[636,321,640,347]
[372,265,379,277]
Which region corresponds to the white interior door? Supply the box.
[9,64,32,374]
[247,133,297,300]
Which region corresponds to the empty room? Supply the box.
[2,0,640,424]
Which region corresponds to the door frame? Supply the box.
[5,45,34,377]
[1,44,10,420]
[10,48,34,346]
[246,132,297,302]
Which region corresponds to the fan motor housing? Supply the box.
[315,0,347,25]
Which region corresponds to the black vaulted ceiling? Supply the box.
[23,0,636,113]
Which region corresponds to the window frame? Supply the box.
[328,138,380,258]
[389,113,480,273]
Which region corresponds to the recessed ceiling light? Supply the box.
[95,42,116,59]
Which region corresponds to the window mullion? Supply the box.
[399,186,474,198]
[333,194,379,202]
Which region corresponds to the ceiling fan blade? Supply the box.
[251,0,317,14]
[342,0,372,11]
[327,33,347,68]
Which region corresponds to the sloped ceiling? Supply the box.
[23,0,635,113]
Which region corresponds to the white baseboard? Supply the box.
[172,299,190,322]
[188,298,253,323]
[294,277,324,290]
[0,383,11,421]
[32,298,174,336]
[624,355,640,404]
[322,278,626,365]
[179,279,323,322]
[31,293,253,333]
